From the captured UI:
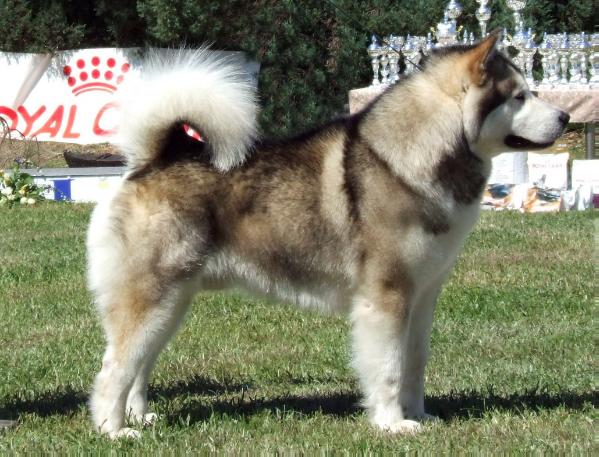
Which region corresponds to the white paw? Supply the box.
[108,427,141,440]
[127,411,159,426]
[382,419,423,435]
[140,412,158,426]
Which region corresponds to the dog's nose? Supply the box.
[559,111,570,125]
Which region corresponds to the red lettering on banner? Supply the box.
[0,107,18,130]
[17,105,46,136]
[93,101,118,136]
[2,102,121,141]
[31,105,64,137]
[63,105,80,139]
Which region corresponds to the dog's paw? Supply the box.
[373,418,425,435]
[108,427,141,440]
[128,412,159,427]
[140,412,159,426]
[384,419,423,435]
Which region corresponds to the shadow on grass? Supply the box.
[0,375,243,420]
[1,376,596,425]
[428,388,598,420]
[0,386,87,419]
[149,374,245,400]
[170,383,597,425]
[169,391,362,425]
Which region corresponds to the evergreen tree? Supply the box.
[0,0,85,52]
[0,0,594,137]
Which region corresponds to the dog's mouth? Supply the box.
[504,135,554,150]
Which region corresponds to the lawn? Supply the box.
[0,203,595,453]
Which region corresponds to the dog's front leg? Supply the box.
[400,284,442,422]
[350,289,424,434]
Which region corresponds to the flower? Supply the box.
[0,164,45,208]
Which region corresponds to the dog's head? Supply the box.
[427,31,569,159]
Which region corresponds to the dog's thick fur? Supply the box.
[87,34,569,438]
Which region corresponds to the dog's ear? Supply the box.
[467,29,501,86]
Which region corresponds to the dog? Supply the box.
[87,32,569,438]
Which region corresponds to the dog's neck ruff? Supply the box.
[436,131,489,205]
[357,78,489,207]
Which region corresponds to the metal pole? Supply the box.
[585,122,595,159]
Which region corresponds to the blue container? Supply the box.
[52,179,72,201]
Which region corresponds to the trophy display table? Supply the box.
[348,85,598,158]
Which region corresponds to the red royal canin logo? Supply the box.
[63,56,130,96]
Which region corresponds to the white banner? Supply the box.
[0,48,259,144]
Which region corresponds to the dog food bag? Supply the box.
[482,184,515,210]
[527,152,569,190]
[523,187,562,212]
[571,160,599,208]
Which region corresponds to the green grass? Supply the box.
[0,203,595,453]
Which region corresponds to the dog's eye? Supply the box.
[514,92,526,101]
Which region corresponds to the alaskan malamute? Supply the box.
[87,32,569,438]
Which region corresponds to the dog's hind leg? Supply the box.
[124,285,195,427]
[125,355,160,427]
[90,282,194,439]
[87,189,207,438]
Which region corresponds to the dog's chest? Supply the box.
[398,201,480,285]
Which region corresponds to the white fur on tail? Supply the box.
[116,48,259,172]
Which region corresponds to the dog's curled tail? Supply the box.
[116,48,259,172]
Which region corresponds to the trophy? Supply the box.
[506,0,527,42]
[577,32,590,86]
[546,34,562,86]
[425,32,435,55]
[367,35,382,86]
[497,27,510,52]
[403,35,416,75]
[445,0,463,28]
[461,30,474,45]
[364,0,596,90]
[522,31,537,86]
[568,34,582,85]
[413,36,427,53]
[436,11,457,47]
[412,36,427,69]
[590,33,598,86]
[379,43,390,84]
[475,0,492,38]
[387,35,402,84]
[557,32,570,86]
[537,32,553,87]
